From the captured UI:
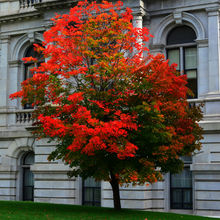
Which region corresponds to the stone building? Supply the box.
[0,0,220,217]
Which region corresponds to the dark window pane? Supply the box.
[84,188,93,202]
[25,45,35,57]
[187,73,197,98]
[25,44,43,60]
[22,152,35,202]
[172,189,182,203]
[171,188,193,209]
[186,70,197,79]
[83,202,93,206]
[23,186,34,201]
[183,189,192,203]
[170,168,192,210]
[23,152,35,165]
[167,49,180,70]
[24,168,34,186]
[167,26,197,45]
[84,177,101,187]
[171,168,192,188]
[82,178,101,207]
[23,168,34,201]
[183,203,193,209]
[25,64,35,80]
[94,188,101,202]
[185,47,197,69]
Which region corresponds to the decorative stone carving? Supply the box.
[173,11,183,24]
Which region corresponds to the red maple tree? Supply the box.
[10,0,203,210]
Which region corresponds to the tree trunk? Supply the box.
[109,171,121,210]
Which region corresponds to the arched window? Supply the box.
[23,44,43,109]
[167,25,197,98]
[21,152,35,201]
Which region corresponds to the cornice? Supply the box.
[149,44,165,51]
[206,5,220,12]
[132,5,148,17]
[34,0,77,11]
[206,6,220,16]
[149,2,220,17]
[8,60,22,67]
[196,39,208,48]
[0,11,42,24]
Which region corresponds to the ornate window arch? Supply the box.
[152,12,205,46]
[11,33,44,109]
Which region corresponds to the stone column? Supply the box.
[206,7,220,94]
[133,14,143,29]
[7,60,22,126]
[0,35,10,109]
[132,12,146,57]
[196,39,209,97]
[0,36,10,127]
[8,60,21,109]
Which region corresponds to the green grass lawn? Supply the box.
[0,201,218,220]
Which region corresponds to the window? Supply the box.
[23,44,43,109]
[22,152,35,201]
[170,156,192,210]
[82,177,101,206]
[167,26,197,98]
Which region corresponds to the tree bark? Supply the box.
[109,171,121,210]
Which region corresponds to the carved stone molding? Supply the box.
[153,12,206,45]
[173,11,182,24]
[0,35,10,44]
[206,6,220,17]
[196,39,208,48]
[0,11,41,24]
[149,44,165,51]
[9,60,22,68]
[34,0,77,11]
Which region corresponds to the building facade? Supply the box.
[0,0,220,217]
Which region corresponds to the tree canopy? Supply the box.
[10,0,203,210]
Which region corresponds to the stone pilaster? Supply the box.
[196,39,209,97]
[132,10,146,56]
[0,35,10,110]
[206,7,220,94]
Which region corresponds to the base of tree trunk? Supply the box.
[110,171,121,210]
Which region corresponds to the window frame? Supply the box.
[21,152,35,201]
[170,166,193,210]
[82,178,101,207]
[23,43,44,109]
[170,156,193,210]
